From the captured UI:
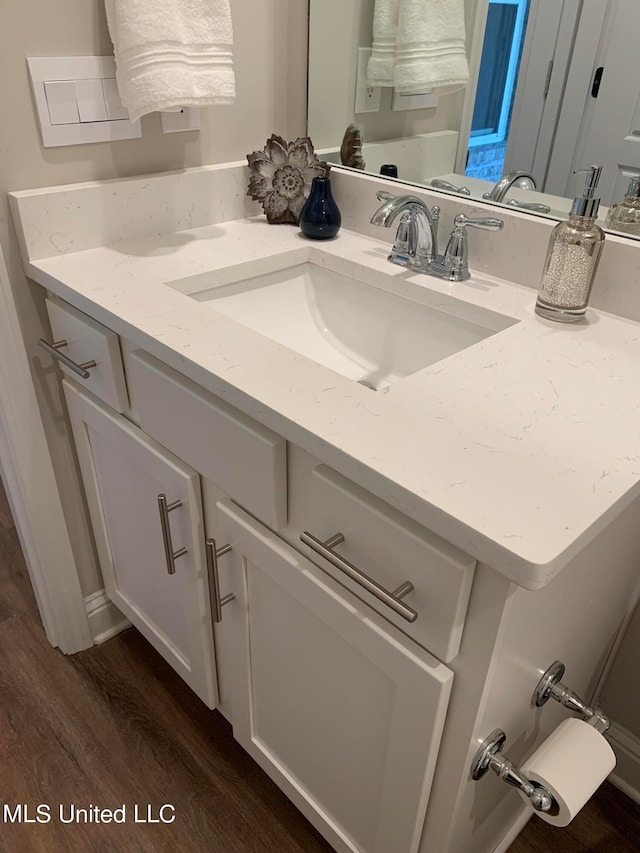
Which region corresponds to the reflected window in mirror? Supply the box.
[467,0,531,183]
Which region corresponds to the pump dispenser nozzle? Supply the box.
[571,165,602,218]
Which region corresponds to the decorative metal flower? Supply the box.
[247,135,329,224]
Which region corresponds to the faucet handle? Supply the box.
[453,213,504,231]
[435,213,504,282]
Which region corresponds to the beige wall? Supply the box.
[601,602,640,734]
[0,0,309,595]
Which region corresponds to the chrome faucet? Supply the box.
[484,170,537,202]
[371,192,503,282]
[370,191,440,268]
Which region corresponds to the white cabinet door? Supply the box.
[64,379,217,708]
[218,500,453,853]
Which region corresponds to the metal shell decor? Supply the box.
[247,135,329,224]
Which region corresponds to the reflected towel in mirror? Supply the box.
[367,0,401,87]
[367,0,469,96]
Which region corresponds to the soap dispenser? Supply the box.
[535,166,605,322]
[605,176,640,237]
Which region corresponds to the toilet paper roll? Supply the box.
[519,717,616,827]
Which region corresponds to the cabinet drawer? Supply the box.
[127,349,286,529]
[45,296,129,412]
[294,464,475,663]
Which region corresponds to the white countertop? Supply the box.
[23,217,640,590]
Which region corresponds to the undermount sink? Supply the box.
[171,262,516,390]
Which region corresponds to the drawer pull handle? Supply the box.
[157,494,188,575]
[300,531,418,623]
[205,538,234,623]
[38,338,97,379]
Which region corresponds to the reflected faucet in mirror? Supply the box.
[431,172,551,214]
[483,171,536,201]
[482,171,551,214]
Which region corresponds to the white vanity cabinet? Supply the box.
[217,499,453,853]
[63,379,219,708]
[49,303,459,853]
[42,297,640,853]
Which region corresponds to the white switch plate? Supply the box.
[392,89,439,112]
[161,108,201,134]
[27,56,141,147]
[355,48,382,114]
[43,81,79,125]
[102,78,129,121]
[75,79,108,123]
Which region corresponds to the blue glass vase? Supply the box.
[299,176,341,240]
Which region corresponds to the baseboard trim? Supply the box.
[607,722,640,806]
[493,806,532,853]
[84,590,130,644]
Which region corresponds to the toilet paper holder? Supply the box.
[532,660,610,734]
[470,729,559,815]
[471,659,610,812]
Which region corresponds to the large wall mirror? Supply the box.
[308,0,640,241]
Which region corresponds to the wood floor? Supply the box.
[1,479,639,853]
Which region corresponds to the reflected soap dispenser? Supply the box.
[535,165,605,322]
[605,176,640,237]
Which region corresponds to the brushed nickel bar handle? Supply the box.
[300,531,417,623]
[205,538,234,623]
[157,494,188,576]
[38,339,97,379]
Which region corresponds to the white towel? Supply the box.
[104,0,236,122]
[367,0,400,87]
[395,0,469,95]
[367,0,469,96]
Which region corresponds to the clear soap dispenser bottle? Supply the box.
[535,165,605,322]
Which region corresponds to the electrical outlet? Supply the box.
[392,90,439,112]
[160,108,201,134]
[355,48,382,114]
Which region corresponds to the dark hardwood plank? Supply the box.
[564,780,640,852]
[508,782,640,852]
[0,524,36,625]
[0,519,331,853]
[0,476,14,532]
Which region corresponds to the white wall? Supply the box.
[0,0,308,595]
